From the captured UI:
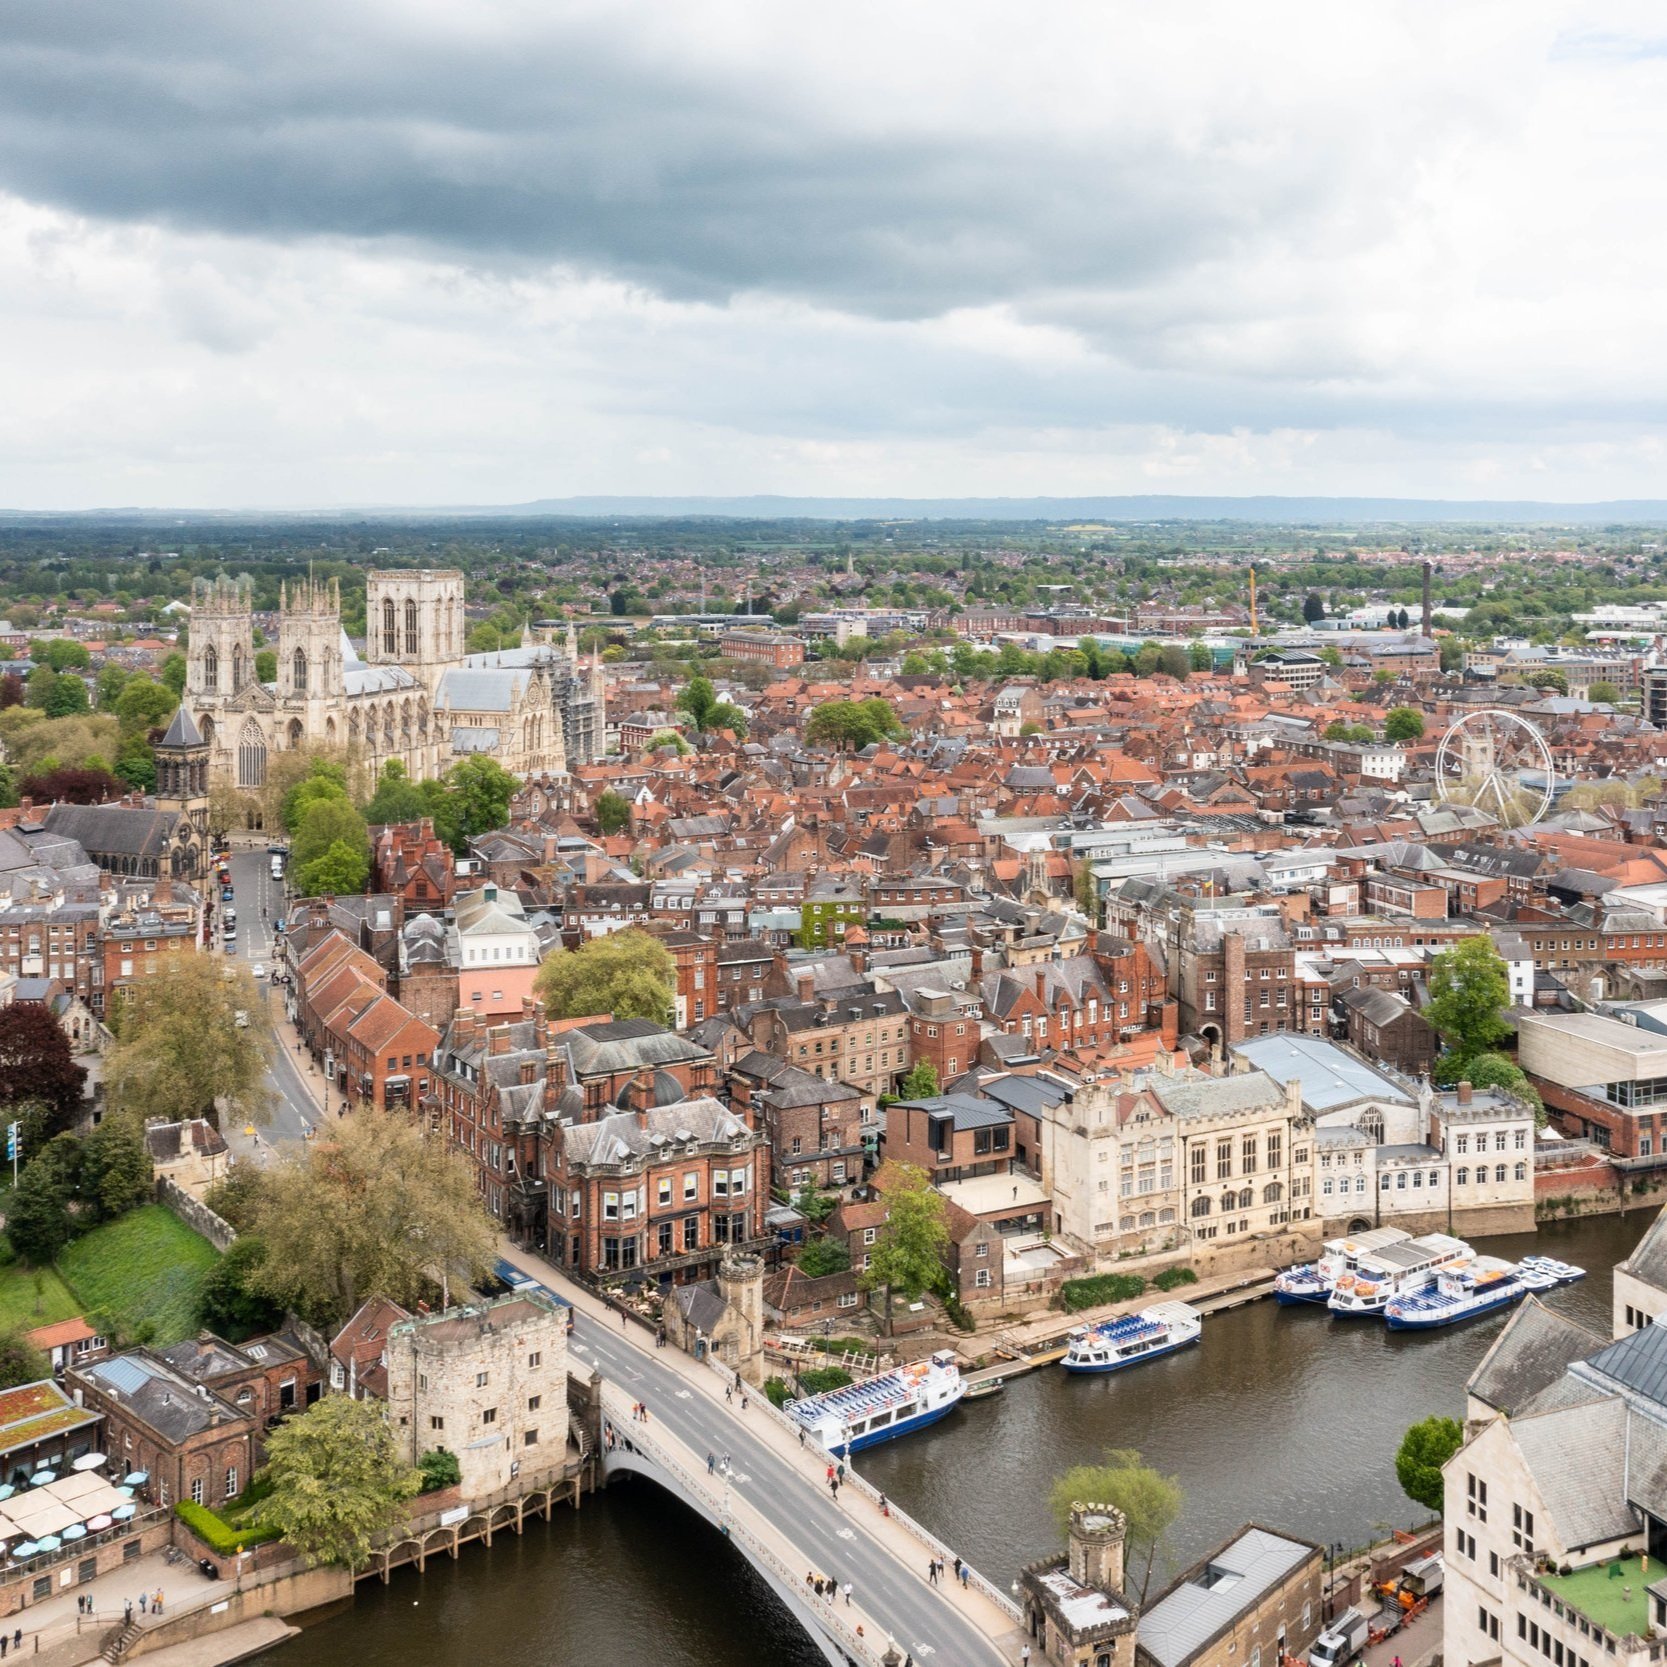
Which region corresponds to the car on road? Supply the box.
[252,963,266,979]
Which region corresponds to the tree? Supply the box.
[283,760,352,837]
[112,675,177,735]
[1527,670,1568,695]
[644,729,689,756]
[79,1115,152,1221]
[465,622,502,655]
[1589,682,1623,705]
[1395,1415,1462,1513]
[197,1237,286,1340]
[96,664,131,710]
[1432,1049,1545,1125]
[1156,646,1191,681]
[1048,1448,1184,1602]
[1302,593,1326,623]
[6,1148,77,1266]
[417,1449,461,1493]
[292,796,368,880]
[1425,937,1511,1058]
[678,675,720,731]
[105,955,274,1131]
[1188,642,1213,673]
[594,789,631,836]
[0,1330,49,1388]
[19,765,123,805]
[362,760,429,827]
[253,1395,420,1568]
[805,698,906,750]
[534,930,675,1025]
[43,675,89,719]
[249,1111,497,1326]
[39,641,89,673]
[0,674,23,711]
[1384,706,1425,743]
[297,838,371,898]
[441,756,518,849]
[1074,858,1099,924]
[897,1060,941,1101]
[0,1005,86,1131]
[796,1238,852,1277]
[158,653,188,698]
[112,732,156,792]
[860,1164,949,1324]
[254,649,278,684]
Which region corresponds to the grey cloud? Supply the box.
[0,5,1345,324]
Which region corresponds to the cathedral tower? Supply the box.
[276,577,343,740]
[366,569,466,669]
[186,574,255,702]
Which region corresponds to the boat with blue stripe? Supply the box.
[1276,1227,1412,1306]
[1384,1257,1526,1331]
[1061,1301,1202,1374]
[786,1349,965,1452]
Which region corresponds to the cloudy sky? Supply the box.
[2,2,1666,509]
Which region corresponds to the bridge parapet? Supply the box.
[701,1355,1024,1626]
[599,1392,892,1667]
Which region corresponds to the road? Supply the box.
[218,845,321,1163]
[504,1245,1015,1667]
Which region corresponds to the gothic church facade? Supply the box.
[186,570,604,809]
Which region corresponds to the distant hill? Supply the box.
[470,493,1667,525]
[8,493,1667,526]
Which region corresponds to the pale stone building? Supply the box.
[1614,1205,1667,1336]
[382,1290,569,1499]
[1038,1066,1315,1260]
[187,571,605,815]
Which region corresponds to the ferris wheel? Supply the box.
[1434,709,1555,828]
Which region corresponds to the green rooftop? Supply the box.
[1541,1559,1654,1640]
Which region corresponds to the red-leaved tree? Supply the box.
[0,1005,87,1132]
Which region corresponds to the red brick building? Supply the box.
[719,631,806,669]
[371,819,456,912]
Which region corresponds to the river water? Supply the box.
[270,1211,1645,1667]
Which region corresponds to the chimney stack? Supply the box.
[796,972,815,1006]
[1457,1079,1473,1105]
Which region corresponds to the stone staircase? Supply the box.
[100,1621,143,1663]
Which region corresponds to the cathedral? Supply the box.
[186,569,604,807]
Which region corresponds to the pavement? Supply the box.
[1363,1596,1442,1667]
[498,1240,1025,1667]
[11,1547,227,1663]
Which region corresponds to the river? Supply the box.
[268,1210,1646,1667]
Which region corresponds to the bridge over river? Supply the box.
[499,1244,1025,1667]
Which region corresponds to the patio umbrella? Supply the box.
[10,1543,36,1559]
[0,1486,15,1501]
[71,1454,106,1472]
[121,1473,148,1488]
[34,1536,60,1553]
[83,1515,112,1532]
[29,1472,54,1486]
[111,1505,135,1521]
[116,1488,134,1500]
[61,1525,85,1541]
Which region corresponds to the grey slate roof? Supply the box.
[1139,1527,1316,1667]
[1150,1071,1287,1123]
[1468,1297,1606,1415]
[1580,1321,1667,1406]
[1512,1397,1640,1553]
[1619,1206,1667,1295]
[158,705,203,748]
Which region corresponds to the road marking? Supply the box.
[836,1528,854,1540]
[912,1647,935,1658]
[674,1390,691,1400]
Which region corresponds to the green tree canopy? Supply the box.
[297,838,371,898]
[796,1238,852,1278]
[43,675,89,718]
[106,956,274,1132]
[440,756,518,850]
[282,760,352,837]
[362,760,429,827]
[860,1163,949,1318]
[1048,1447,1185,1601]
[39,640,91,672]
[248,1110,497,1326]
[1384,706,1426,742]
[0,1330,49,1389]
[1426,936,1511,1058]
[112,675,178,735]
[1395,1415,1462,1513]
[897,1059,941,1101]
[158,653,188,698]
[805,698,906,750]
[534,930,675,1025]
[1588,681,1623,705]
[6,1143,78,1265]
[253,1396,420,1568]
[292,796,368,883]
[79,1114,152,1222]
[594,789,631,836]
[197,1237,286,1341]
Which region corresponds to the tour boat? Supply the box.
[1275,1228,1413,1306]
[1517,1256,1586,1289]
[1061,1301,1202,1374]
[786,1350,965,1452]
[1384,1257,1527,1331]
[1327,1233,1472,1318]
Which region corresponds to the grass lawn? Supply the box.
[1541,1559,1652,1640]
[58,1206,220,1347]
[0,1261,82,1334]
